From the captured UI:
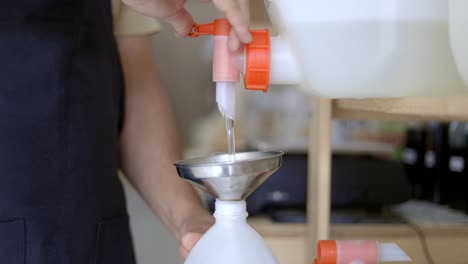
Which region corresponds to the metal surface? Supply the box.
[175,151,283,201]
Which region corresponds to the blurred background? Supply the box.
[122,1,468,264]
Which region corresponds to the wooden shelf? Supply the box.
[333,97,468,121]
[249,217,468,238]
[249,217,306,238]
[249,218,468,264]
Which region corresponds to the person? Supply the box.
[0,0,250,263]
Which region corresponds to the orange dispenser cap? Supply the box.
[189,19,271,92]
[318,240,337,264]
[244,30,271,92]
[314,258,319,264]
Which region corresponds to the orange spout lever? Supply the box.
[188,23,214,37]
[188,19,231,38]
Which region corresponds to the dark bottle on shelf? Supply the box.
[401,122,427,199]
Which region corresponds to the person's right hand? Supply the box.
[176,209,214,261]
[209,0,252,51]
[122,0,252,51]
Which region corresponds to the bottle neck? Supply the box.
[214,199,248,222]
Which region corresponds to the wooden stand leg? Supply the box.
[307,97,332,263]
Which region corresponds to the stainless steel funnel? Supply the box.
[175,151,283,201]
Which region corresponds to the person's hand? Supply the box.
[179,232,204,261]
[177,209,214,261]
[122,0,252,51]
[209,0,252,51]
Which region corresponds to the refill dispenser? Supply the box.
[189,0,468,101]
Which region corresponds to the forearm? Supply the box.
[117,36,210,240]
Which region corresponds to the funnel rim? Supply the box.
[174,150,283,168]
[174,150,284,200]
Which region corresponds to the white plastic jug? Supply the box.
[267,0,467,97]
[449,0,468,87]
[185,200,278,264]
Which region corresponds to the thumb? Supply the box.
[164,8,195,37]
[181,232,203,252]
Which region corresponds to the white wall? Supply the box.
[153,2,221,147]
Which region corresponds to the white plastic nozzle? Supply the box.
[216,81,236,119]
[379,243,412,262]
[214,200,248,220]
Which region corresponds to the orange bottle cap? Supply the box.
[244,29,271,92]
[318,240,337,264]
[189,19,230,37]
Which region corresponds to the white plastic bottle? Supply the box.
[185,200,278,264]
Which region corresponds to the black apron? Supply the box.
[0,0,135,263]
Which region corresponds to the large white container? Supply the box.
[449,0,468,87]
[185,200,278,264]
[266,0,467,98]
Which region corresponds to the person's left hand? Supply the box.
[177,211,214,261]
[179,232,203,260]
